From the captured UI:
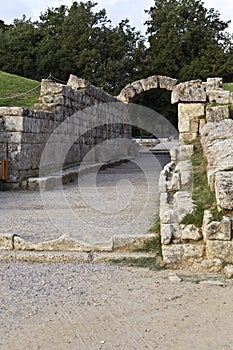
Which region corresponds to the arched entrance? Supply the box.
[117,75,179,134]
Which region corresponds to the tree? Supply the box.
[0,16,40,78]
[145,0,233,81]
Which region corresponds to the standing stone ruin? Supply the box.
[0,74,134,189]
[1,73,233,272]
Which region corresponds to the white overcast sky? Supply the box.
[1,0,233,34]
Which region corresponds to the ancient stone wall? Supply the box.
[0,74,133,187]
[159,77,233,272]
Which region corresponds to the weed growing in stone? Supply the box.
[181,139,222,227]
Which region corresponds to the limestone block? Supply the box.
[140,76,158,91]
[171,80,206,104]
[160,224,173,245]
[208,90,230,104]
[180,224,202,241]
[215,171,233,210]
[205,77,223,91]
[192,259,223,273]
[0,107,25,116]
[223,265,233,278]
[206,106,229,123]
[158,76,177,91]
[179,132,198,143]
[4,116,24,132]
[175,160,193,191]
[203,216,232,241]
[67,74,87,89]
[171,172,181,191]
[170,144,194,162]
[206,240,233,263]
[40,80,65,97]
[174,191,196,222]
[159,171,167,193]
[178,103,205,133]
[160,193,176,224]
[131,81,143,94]
[201,119,233,173]
[0,234,14,250]
[162,244,204,264]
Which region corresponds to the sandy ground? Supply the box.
[1,261,233,350]
[0,152,163,244]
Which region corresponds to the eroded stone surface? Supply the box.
[206,106,229,123]
[206,240,233,263]
[215,171,233,210]
[172,80,206,104]
[162,244,204,264]
[180,224,202,242]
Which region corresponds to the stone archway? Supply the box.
[117,76,178,103]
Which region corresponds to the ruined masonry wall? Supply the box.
[0,75,132,186]
[160,77,233,272]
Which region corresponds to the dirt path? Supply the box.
[0,151,162,244]
[1,261,233,350]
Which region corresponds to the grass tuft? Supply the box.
[181,139,221,227]
[223,82,233,92]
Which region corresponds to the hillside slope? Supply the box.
[0,71,40,107]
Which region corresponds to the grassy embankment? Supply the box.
[0,71,40,107]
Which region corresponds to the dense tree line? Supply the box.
[0,0,232,95]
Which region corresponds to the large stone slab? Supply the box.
[172,80,206,104]
[206,240,233,263]
[201,119,233,174]
[162,243,204,264]
[178,103,205,133]
[215,171,233,210]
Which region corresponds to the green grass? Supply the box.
[111,257,166,270]
[0,71,40,107]
[181,140,223,227]
[223,82,233,92]
[134,234,162,257]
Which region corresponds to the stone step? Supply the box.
[0,251,156,263]
[0,232,157,254]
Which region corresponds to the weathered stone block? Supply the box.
[206,106,229,123]
[131,81,143,94]
[159,193,177,224]
[170,144,194,162]
[208,90,230,104]
[201,119,233,174]
[206,240,233,263]
[162,243,204,264]
[174,191,196,222]
[161,224,173,245]
[178,103,205,133]
[174,160,193,190]
[180,224,202,242]
[158,76,177,91]
[172,80,206,104]
[205,77,223,91]
[140,76,158,91]
[215,171,233,210]
[203,216,232,241]
[160,222,181,245]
